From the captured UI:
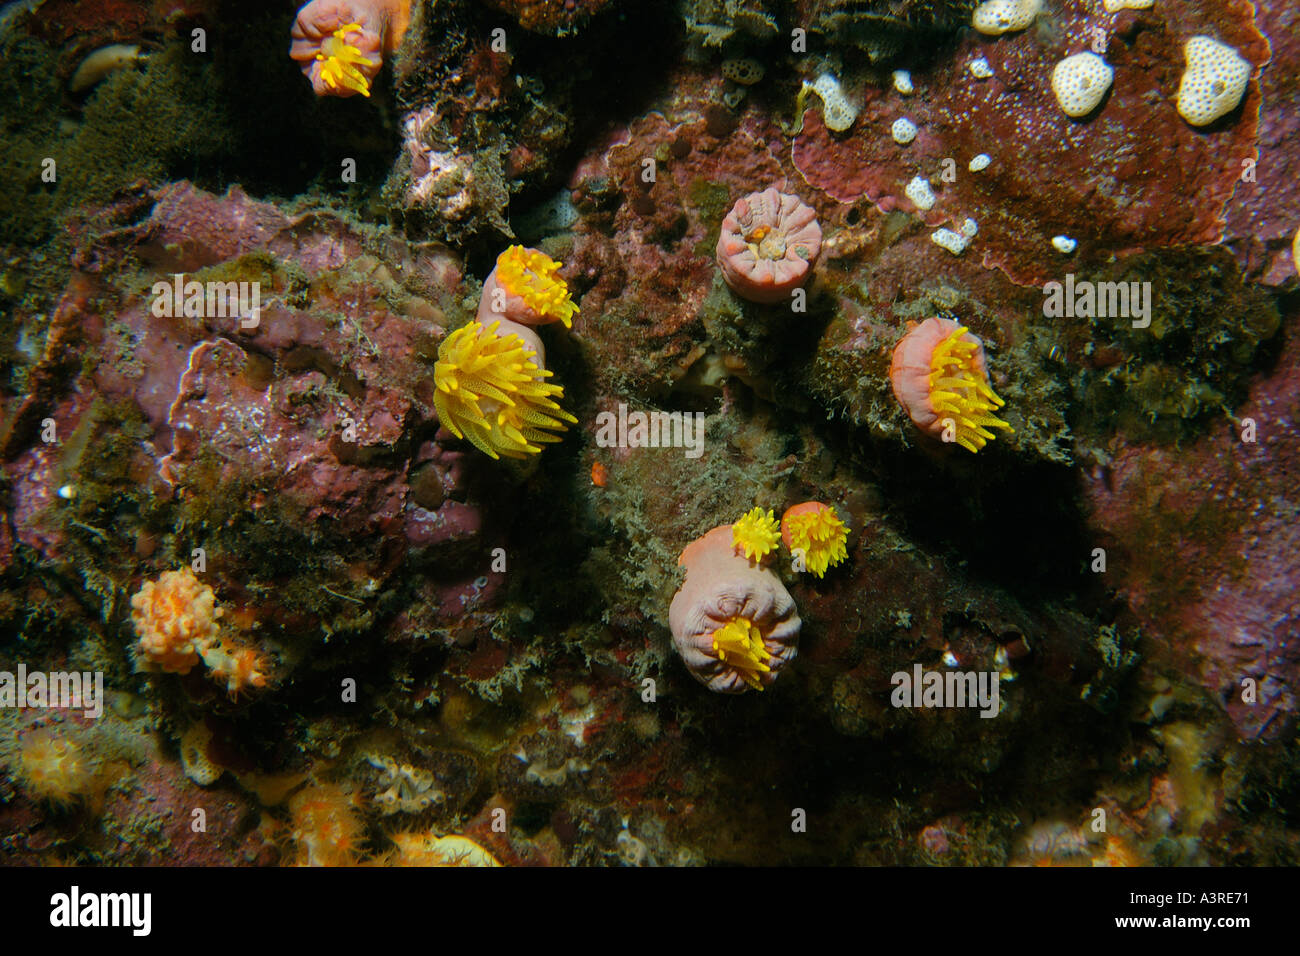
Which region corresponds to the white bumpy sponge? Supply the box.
[1052,52,1113,117]
[1176,36,1251,127]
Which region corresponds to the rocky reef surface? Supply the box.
[0,0,1296,866]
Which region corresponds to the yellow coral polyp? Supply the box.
[316,24,376,97]
[731,507,780,563]
[496,245,579,328]
[784,508,849,578]
[928,325,1013,453]
[19,728,99,808]
[433,321,576,459]
[709,616,773,691]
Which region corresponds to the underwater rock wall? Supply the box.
[0,0,1296,866]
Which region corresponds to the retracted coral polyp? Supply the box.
[716,187,822,304]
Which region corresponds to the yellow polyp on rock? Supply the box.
[496,245,580,328]
[433,321,576,460]
[709,617,773,691]
[928,326,1013,453]
[782,507,849,578]
[316,24,376,97]
[731,507,780,563]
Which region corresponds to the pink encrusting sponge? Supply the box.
[716,187,822,304]
[669,525,801,693]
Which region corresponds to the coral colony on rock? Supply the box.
[0,0,1297,874]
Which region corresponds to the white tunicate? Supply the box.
[972,0,1042,36]
[809,72,860,132]
[1103,0,1153,11]
[1176,36,1251,127]
[905,176,936,211]
[1051,52,1113,117]
[968,153,992,172]
[892,70,914,95]
[892,117,918,145]
[969,57,994,79]
[932,229,970,255]
[960,218,979,238]
[1052,235,1078,253]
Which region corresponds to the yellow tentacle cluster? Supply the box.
[783,507,849,578]
[709,617,773,691]
[433,321,576,460]
[928,325,1013,453]
[496,245,579,328]
[731,507,780,563]
[316,24,376,97]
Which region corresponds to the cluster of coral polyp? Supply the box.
[130,569,271,697]
[667,503,850,692]
[0,0,1296,868]
[434,244,579,459]
[669,526,801,693]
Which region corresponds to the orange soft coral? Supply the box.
[204,641,272,698]
[130,568,221,674]
[288,783,367,866]
[130,568,271,698]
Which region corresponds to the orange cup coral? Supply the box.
[889,317,1012,453]
[780,502,849,578]
[732,507,781,563]
[716,187,822,304]
[476,245,580,329]
[289,0,411,98]
[669,525,801,693]
[288,782,367,866]
[433,320,576,459]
